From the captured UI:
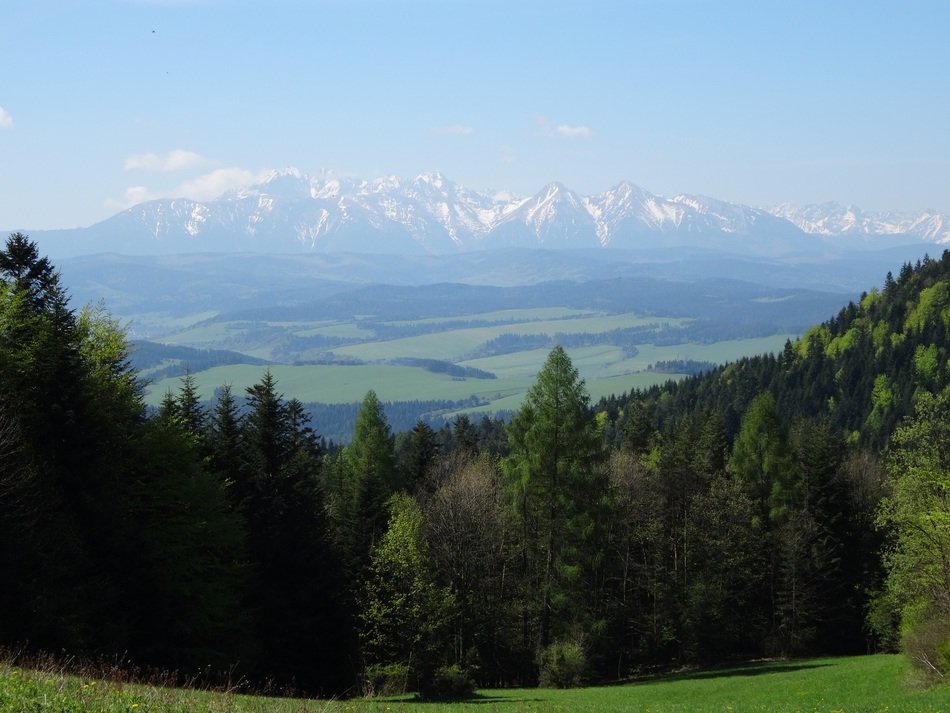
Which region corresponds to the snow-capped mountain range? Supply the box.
[28,169,950,257]
[769,202,949,244]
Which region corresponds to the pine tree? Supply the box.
[398,420,440,493]
[0,234,247,671]
[237,371,355,693]
[207,384,242,494]
[503,346,603,665]
[0,234,101,650]
[175,370,207,438]
[337,390,399,575]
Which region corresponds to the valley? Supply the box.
[56,251,863,441]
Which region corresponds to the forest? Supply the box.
[1,232,949,699]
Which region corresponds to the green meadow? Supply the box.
[143,334,795,409]
[330,313,687,363]
[141,285,797,412]
[3,655,947,713]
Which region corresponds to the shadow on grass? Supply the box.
[379,660,836,702]
[625,660,835,686]
[383,692,544,705]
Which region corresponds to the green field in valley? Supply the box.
[127,270,843,422]
[3,655,947,713]
[143,334,797,410]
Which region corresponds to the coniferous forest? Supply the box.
[1,232,949,698]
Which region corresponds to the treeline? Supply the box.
[464,320,793,362]
[208,275,843,328]
[304,396,496,445]
[0,234,354,693]
[130,340,270,380]
[192,275,845,366]
[608,253,950,450]
[467,330,643,359]
[390,357,496,380]
[647,359,718,375]
[1,234,948,699]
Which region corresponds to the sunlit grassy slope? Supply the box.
[3,655,948,713]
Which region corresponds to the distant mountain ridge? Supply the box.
[23,168,950,257]
[769,202,949,244]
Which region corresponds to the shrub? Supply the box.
[362,663,409,696]
[417,664,476,701]
[538,639,587,688]
[902,613,950,682]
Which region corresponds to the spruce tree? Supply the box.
[503,346,603,666]
[237,372,355,693]
[337,390,399,575]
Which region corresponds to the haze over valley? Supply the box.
[20,167,937,441]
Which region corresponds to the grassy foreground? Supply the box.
[2,655,948,713]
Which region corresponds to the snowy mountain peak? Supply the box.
[670,193,728,213]
[371,175,402,193]
[69,170,950,256]
[261,166,303,182]
[238,167,312,201]
[416,171,447,189]
[607,180,649,202]
[770,202,950,243]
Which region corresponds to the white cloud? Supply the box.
[432,124,474,136]
[175,167,269,201]
[103,185,158,211]
[539,117,595,139]
[0,106,14,129]
[105,166,270,212]
[124,149,210,172]
[552,123,594,139]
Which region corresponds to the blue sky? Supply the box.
[2,0,948,229]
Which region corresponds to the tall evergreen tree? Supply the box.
[503,346,603,669]
[175,370,207,438]
[236,371,355,693]
[683,474,762,661]
[207,384,242,494]
[398,420,440,494]
[336,390,399,576]
[0,235,108,651]
[0,234,247,671]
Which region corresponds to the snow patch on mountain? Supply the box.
[70,168,949,256]
[769,202,950,243]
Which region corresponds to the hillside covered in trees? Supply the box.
[1,233,948,698]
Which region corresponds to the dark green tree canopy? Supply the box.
[0,232,65,313]
[504,346,603,656]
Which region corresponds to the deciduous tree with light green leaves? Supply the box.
[730,391,794,524]
[878,386,950,679]
[359,491,454,691]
